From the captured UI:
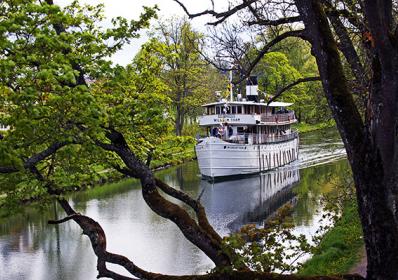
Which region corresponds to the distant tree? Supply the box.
[151,17,227,136]
[253,51,311,122]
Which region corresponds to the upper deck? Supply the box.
[198,100,297,126]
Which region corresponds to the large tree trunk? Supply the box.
[294,1,398,279]
[353,158,398,280]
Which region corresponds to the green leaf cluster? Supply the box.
[0,0,175,209]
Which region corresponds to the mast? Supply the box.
[229,70,233,102]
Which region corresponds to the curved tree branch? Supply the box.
[93,129,231,267]
[235,30,308,84]
[154,178,223,244]
[0,166,18,174]
[0,141,72,174]
[323,1,369,90]
[248,16,301,26]
[52,199,164,280]
[173,0,258,26]
[267,76,321,105]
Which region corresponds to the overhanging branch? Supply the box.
[51,199,163,280]
[0,166,18,174]
[173,0,258,25]
[248,16,302,26]
[235,30,307,84]
[0,141,73,174]
[267,76,321,105]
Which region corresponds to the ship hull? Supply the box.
[195,136,299,178]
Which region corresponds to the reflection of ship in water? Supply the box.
[200,168,300,235]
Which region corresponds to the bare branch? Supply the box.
[323,1,368,89]
[248,16,301,26]
[93,129,231,266]
[267,76,321,105]
[48,213,81,224]
[173,0,258,25]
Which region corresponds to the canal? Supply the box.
[0,128,348,279]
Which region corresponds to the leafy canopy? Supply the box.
[0,0,173,207]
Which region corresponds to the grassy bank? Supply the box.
[150,137,196,170]
[294,120,336,133]
[298,200,364,276]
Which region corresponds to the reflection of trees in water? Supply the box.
[292,160,349,226]
[0,201,96,280]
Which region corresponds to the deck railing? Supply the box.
[262,130,298,144]
[261,111,296,123]
[222,129,298,144]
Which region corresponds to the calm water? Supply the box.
[0,128,348,279]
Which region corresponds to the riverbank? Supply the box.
[294,120,336,133]
[298,200,364,276]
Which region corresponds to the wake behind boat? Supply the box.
[196,76,299,179]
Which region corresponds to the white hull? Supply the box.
[195,136,299,178]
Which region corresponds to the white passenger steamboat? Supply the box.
[196,76,299,179]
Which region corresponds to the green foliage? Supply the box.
[0,0,171,208]
[150,135,196,169]
[293,119,336,134]
[221,203,313,273]
[250,33,331,124]
[149,17,228,135]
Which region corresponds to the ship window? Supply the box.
[210,107,215,114]
[237,106,242,114]
[216,106,220,114]
[232,106,236,114]
[237,127,245,134]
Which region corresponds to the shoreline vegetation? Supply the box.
[0,136,197,217]
[299,200,364,276]
[294,120,336,134]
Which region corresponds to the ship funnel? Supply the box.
[215,91,222,101]
[246,76,258,102]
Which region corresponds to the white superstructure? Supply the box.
[196,79,299,179]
